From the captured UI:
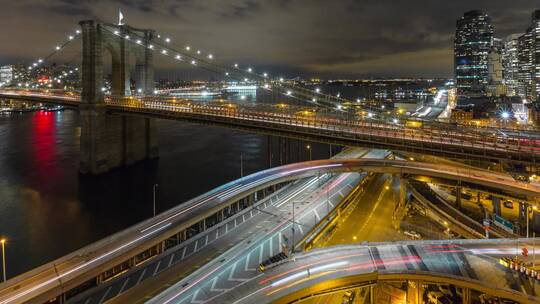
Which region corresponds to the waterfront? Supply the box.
[0,109,331,278]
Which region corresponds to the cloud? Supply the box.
[0,0,538,77]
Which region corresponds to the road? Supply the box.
[145,150,389,304]
[320,173,405,246]
[209,239,540,304]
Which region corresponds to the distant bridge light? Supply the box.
[165,37,171,43]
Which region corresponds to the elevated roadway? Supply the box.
[205,239,540,304]
[1,155,540,303]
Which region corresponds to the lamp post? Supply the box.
[306,145,312,161]
[153,184,159,217]
[1,239,6,282]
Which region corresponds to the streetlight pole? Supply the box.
[153,184,159,217]
[306,145,312,161]
[291,201,296,254]
[1,239,6,282]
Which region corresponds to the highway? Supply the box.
[209,239,540,304]
[144,149,388,304]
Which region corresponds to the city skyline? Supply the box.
[0,0,539,78]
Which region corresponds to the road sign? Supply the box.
[493,214,514,233]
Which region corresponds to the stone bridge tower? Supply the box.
[78,20,158,174]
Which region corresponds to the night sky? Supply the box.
[0,0,538,78]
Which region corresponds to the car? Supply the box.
[404,230,422,239]
[341,290,355,304]
[503,201,513,209]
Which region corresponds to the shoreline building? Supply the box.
[454,10,494,98]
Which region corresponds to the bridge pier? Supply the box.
[79,20,158,174]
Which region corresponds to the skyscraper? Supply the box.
[454,10,494,97]
[518,28,533,99]
[531,10,540,100]
[502,34,521,96]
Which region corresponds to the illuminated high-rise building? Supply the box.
[501,34,521,96]
[454,10,494,97]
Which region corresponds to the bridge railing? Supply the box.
[104,96,540,158]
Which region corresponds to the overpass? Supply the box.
[1,157,540,304]
[3,90,540,170]
[197,239,540,304]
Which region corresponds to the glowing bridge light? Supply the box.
[185,46,191,51]
[165,37,171,43]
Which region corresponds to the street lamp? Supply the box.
[153,184,159,217]
[306,145,312,161]
[1,239,6,282]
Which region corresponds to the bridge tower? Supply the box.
[79,20,158,174]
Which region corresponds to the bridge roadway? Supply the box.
[200,239,540,304]
[1,154,540,303]
[2,90,540,165]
